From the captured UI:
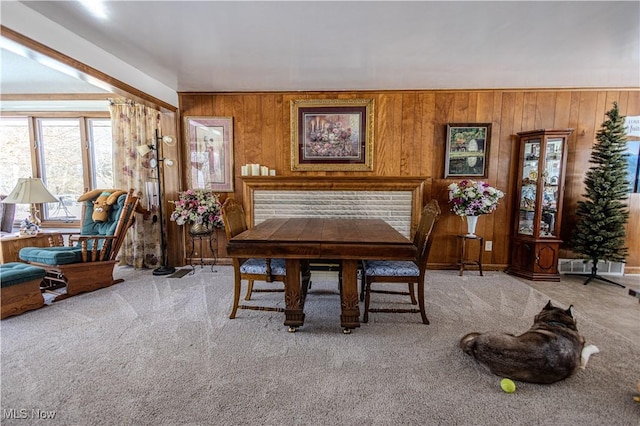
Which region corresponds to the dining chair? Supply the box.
[221,198,286,319]
[361,199,441,324]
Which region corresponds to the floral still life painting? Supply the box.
[170,189,224,230]
[291,98,374,171]
[304,114,360,159]
[448,180,504,217]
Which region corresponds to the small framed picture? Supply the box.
[444,123,492,178]
[184,116,234,192]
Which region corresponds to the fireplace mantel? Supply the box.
[241,176,431,238]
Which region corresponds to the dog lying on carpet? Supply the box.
[460,301,599,384]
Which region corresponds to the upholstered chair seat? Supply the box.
[240,258,286,276]
[362,260,420,277]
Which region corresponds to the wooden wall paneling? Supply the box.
[431,93,455,265]
[505,90,527,263]
[534,92,557,129]
[177,89,640,271]
[467,92,479,124]
[496,92,517,267]
[260,95,278,173]
[420,92,436,179]
[563,91,600,247]
[400,93,418,176]
[258,95,276,171]
[433,93,453,179]
[475,91,499,263]
[242,95,261,178]
[521,92,538,131]
[278,94,290,177]
[375,94,396,176]
[553,92,572,128]
[559,92,583,246]
[453,92,471,122]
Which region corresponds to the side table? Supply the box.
[0,232,61,264]
[456,234,484,276]
[188,231,217,274]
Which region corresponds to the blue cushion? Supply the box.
[363,260,420,277]
[19,246,83,265]
[240,258,286,276]
[81,193,126,236]
[0,262,46,288]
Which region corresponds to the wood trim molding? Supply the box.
[241,176,432,237]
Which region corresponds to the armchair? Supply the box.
[18,189,140,298]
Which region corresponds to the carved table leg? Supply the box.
[340,259,361,332]
[284,259,305,331]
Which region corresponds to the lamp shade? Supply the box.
[136,144,152,157]
[2,178,58,204]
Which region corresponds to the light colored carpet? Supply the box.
[1,266,639,425]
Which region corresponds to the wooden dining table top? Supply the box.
[226,217,417,260]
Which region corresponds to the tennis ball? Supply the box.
[500,378,516,393]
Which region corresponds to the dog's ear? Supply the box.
[544,300,554,310]
[565,305,574,317]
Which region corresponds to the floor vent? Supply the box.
[558,259,625,276]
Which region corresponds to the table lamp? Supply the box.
[2,177,59,230]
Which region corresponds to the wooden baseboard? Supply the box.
[623,266,640,275]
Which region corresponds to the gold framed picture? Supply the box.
[290,98,374,171]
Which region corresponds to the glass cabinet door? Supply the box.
[518,138,541,235]
[540,138,563,237]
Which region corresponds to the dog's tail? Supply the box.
[460,332,481,356]
[580,344,600,369]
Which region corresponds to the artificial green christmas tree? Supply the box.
[569,102,629,287]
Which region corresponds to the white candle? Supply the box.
[241,165,249,176]
[261,166,269,176]
[251,164,260,176]
[269,169,276,176]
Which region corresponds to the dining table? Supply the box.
[226,217,417,333]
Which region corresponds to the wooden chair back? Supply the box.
[221,198,248,240]
[413,199,441,273]
[106,189,139,261]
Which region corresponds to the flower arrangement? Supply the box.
[448,180,504,216]
[169,189,224,229]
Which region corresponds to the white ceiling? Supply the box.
[1,1,639,105]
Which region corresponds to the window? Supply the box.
[0,115,113,226]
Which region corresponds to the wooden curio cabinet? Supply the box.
[507,129,573,281]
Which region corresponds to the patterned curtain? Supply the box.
[109,99,161,268]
